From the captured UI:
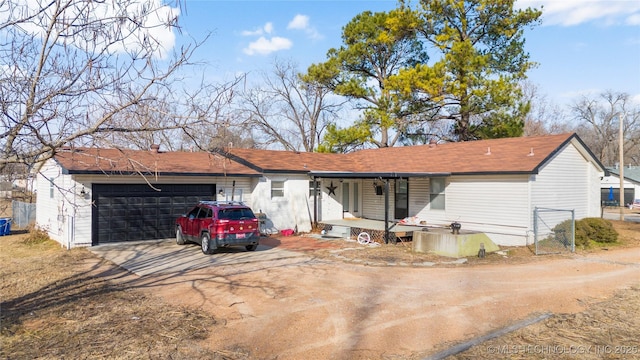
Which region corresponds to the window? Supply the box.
[271,180,284,198]
[49,180,54,199]
[187,207,200,219]
[219,208,255,220]
[430,178,446,210]
[309,180,320,197]
[353,183,359,212]
[198,207,212,219]
[342,182,350,211]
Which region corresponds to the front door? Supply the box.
[395,179,408,219]
[342,180,361,218]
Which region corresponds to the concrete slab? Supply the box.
[89,239,307,276]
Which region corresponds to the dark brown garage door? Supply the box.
[92,184,215,245]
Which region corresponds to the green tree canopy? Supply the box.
[304,8,429,150]
[307,0,542,152]
[393,0,542,141]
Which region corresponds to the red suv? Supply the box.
[176,201,260,254]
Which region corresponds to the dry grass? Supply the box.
[1,219,639,359]
[441,285,640,359]
[0,233,240,360]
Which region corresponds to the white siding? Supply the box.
[361,176,531,245]
[362,179,395,220]
[409,178,429,216]
[532,144,598,220]
[416,175,532,246]
[587,163,603,217]
[36,159,92,248]
[316,179,344,221]
[251,174,313,233]
[445,175,530,227]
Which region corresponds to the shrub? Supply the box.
[552,218,618,249]
[22,226,52,245]
[580,217,618,244]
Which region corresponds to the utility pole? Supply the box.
[619,112,625,221]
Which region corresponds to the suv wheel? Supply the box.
[176,226,186,245]
[245,244,258,252]
[201,233,215,255]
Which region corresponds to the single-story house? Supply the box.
[36,133,605,248]
[601,166,640,206]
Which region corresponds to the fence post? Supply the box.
[571,209,575,253]
[533,207,538,255]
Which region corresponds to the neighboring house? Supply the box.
[37,133,605,248]
[601,166,640,206]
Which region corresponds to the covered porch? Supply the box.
[319,218,440,244]
[318,218,499,257]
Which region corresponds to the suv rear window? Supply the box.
[218,208,255,220]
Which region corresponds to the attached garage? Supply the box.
[36,146,261,248]
[92,184,215,245]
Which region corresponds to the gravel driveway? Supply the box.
[88,235,640,359]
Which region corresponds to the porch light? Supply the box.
[373,181,383,195]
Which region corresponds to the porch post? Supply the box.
[313,176,318,227]
[384,178,390,244]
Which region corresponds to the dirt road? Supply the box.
[97,238,640,360]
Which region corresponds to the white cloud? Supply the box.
[288,14,309,30]
[243,36,292,56]
[241,22,274,36]
[286,14,323,40]
[627,13,640,25]
[264,22,274,34]
[517,0,640,26]
[4,0,179,59]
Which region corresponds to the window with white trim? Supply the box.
[271,180,285,198]
[309,180,320,197]
[430,177,446,210]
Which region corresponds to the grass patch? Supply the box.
[0,234,236,359]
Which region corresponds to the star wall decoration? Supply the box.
[326,181,337,196]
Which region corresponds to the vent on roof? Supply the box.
[485,147,491,155]
[150,144,160,153]
[528,147,534,156]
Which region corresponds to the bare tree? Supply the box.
[521,81,573,136]
[571,91,640,166]
[104,75,252,152]
[241,59,345,151]
[0,0,225,172]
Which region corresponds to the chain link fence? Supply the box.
[533,207,575,255]
[11,201,36,228]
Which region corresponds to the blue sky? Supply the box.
[174,0,640,106]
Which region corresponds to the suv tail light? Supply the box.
[214,219,230,235]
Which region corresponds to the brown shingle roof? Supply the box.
[222,133,593,176]
[349,133,577,174]
[215,148,356,173]
[53,133,601,177]
[54,148,261,176]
